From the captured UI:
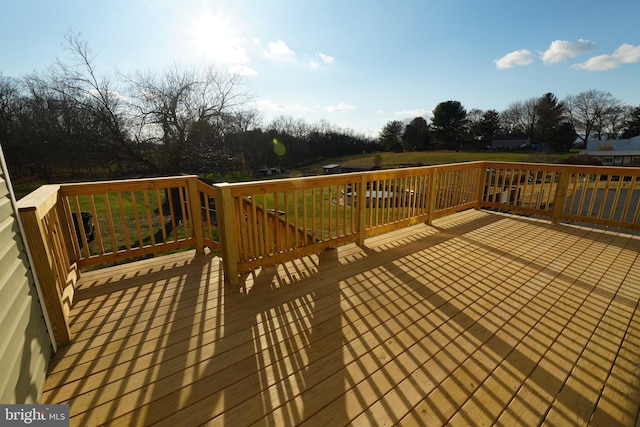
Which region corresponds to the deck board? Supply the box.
[42,209,640,426]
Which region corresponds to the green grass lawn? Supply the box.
[13,180,47,201]
[10,151,582,268]
[328,150,574,171]
[250,185,356,237]
[13,150,575,201]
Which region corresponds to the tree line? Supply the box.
[380,91,640,153]
[3,34,640,183]
[0,34,378,182]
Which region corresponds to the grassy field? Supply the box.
[320,150,574,171]
[13,150,575,200]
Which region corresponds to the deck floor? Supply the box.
[42,209,640,426]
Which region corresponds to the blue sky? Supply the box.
[2,0,639,137]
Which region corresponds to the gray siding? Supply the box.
[0,170,52,403]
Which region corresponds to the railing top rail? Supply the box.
[483,161,640,175]
[195,178,216,192]
[16,184,61,220]
[215,170,363,185]
[59,175,199,196]
[215,162,488,196]
[563,164,640,175]
[483,161,565,169]
[215,172,365,197]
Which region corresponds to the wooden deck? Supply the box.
[42,209,640,426]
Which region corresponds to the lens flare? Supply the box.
[273,138,286,156]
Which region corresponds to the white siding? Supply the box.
[0,160,52,403]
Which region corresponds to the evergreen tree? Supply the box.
[379,120,404,152]
[402,117,431,150]
[535,93,566,144]
[431,100,467,148]
[621,106,640,138]
[477,109,501,145]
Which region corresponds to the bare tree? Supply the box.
[599,103,632,140]
[225,108,263,133]
[466,108,485,142]
[564,89,622,147]
[129,64,249,174]
[26,32,154,174]
[267,115,311,139]
[500,97,538,139]
[0,75,35,177]
[0,75,19,145]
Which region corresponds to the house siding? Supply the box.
[0,167,52,403]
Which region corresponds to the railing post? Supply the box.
[475,163,488,209]
[214,183,240,286]
[357,174,367,246]
[551,167,571,224]
[18,190,72,347]
[426,168,438,225]
[187,178,205,253]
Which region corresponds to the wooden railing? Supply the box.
[17,176,220,346]
[214,174,363,279]
[214,162,484,279]
[481,162,640,229]
[16,185,77,345]
[216,161,640,282]
[16,162,640,346]
[59,176,220,268]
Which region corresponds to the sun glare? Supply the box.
[188,11,247,64]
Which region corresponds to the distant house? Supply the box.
[490,133,530,150]
[579,135,640,166]
[323,164,341,174]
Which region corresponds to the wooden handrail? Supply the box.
[18,162,640,293]
[213,164,485,283]
[58,176,221,268]
[480,162,640,230]
[16,176,222,345]
[17,185,76,346]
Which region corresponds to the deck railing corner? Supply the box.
[212,182,240,286]
[17,184,75,347]
[16,162,640,344]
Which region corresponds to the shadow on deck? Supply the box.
[42,209,640,426]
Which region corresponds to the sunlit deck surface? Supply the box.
[42,209,640,426]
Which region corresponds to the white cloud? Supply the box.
[255,99,355,115]
[309,61,319,69]
[395,109,427,118]
[541,39,595,64]
[256,99,315,113]
[206,41,249,64]
[228,65,257,76]
[256,99,287,111]
[493,49,535,69]
[264,40,295,61]
[326,102,356,112]
[316,52,334,64]
[573,43,640,71]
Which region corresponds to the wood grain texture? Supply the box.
[41,210,640,426]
